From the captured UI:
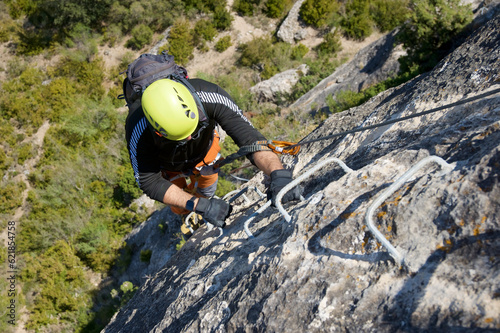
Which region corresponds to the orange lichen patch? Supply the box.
[341,212,357,219]
[377,211,387,219]
[459,220,465,226]
[437,239,453,252]
[387,226,392,232]
[473,225,481,236]
[485,318,494,324]
[481,216,487,224]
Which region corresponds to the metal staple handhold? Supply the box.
[364,155,454,268]
[242,157,354,238]
[276,157,354,223]
[243,200,272,238]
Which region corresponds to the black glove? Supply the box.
[267,169,301,206]
[195,197,232,228]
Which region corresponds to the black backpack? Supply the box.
[118,51,208,119]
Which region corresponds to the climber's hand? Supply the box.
[267,169,301,206]
[195,197,232,228]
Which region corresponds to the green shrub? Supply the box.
[291,43,309,60]
[265,0,293,18]
[17,142,34,164]
[103,24,123,47]
[341,0,373,40]
[167,18,195,65]
[213,6,234,30]
[0,179,26,215]
[194,19,218,41]
[315,30,341,57]
[398,0,473,73]
[299,0,340,28]
[370,0,410,32]
[140,249,152,263]
[238,36,273,67]
[21,241,94,330]
[233,0,261,16]
[126,24,153,50]
[215,35,232,52]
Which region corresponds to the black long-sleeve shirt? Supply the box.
[125,78,266,202]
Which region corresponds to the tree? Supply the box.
[167,18,194,65]
[299,0,339,28]
[398,0,473,72]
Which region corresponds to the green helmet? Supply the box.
[142,79,199,141]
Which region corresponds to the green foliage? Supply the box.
[0,66,49,128]
[183,0,227,14]
[341,0,373,40]
[290,58,341,101]
[194,19,218,41]
[265,0,293,18]
[16,142,34,164]
[20,240,94,330]
[167,18,195,65]
[126,24,153,50]
[238,36,273,67]
[398,0,473,73]
[291,43,309,60]
[63,23,99,62]
[0,2,19,43]
[233,0,261,16]
[0,179,26,215]
[371,0,410,32]
[215,35,232,52]
[213,5,234,30]
[315,30,342,57]
[299,0,340,28]
[140,249,152,263]
[175,233,187,251]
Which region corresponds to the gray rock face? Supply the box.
[276,0,307,44]
[250,64,309,102]
[104,12,500,333]
[290,30,406,113]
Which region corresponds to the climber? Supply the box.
[125,78,301,229]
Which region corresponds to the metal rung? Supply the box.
[364,156,454,267]
[276,157,354,223]
[243,157,353,238]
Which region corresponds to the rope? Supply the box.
[218,85,500,168]
[288,86,500,149]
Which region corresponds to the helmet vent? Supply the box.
[177,95,184,102]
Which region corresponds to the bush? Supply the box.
[215,35,232,52]
[213,6,233,30]
[398,0,473,73]
[167,18,194,65]
[17,142,34,164]
[140,249,152,263]
[238,36,273,67]
[341,0,373,40]
[126,24,153,50]
[103,24,123,47]
[299,0,340,28]
[370,0,410,32]
[315,30,341,57]
[233,0,261,16]
[194,19,218,41]
[291,43,309,60]
[265,0,293,18]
